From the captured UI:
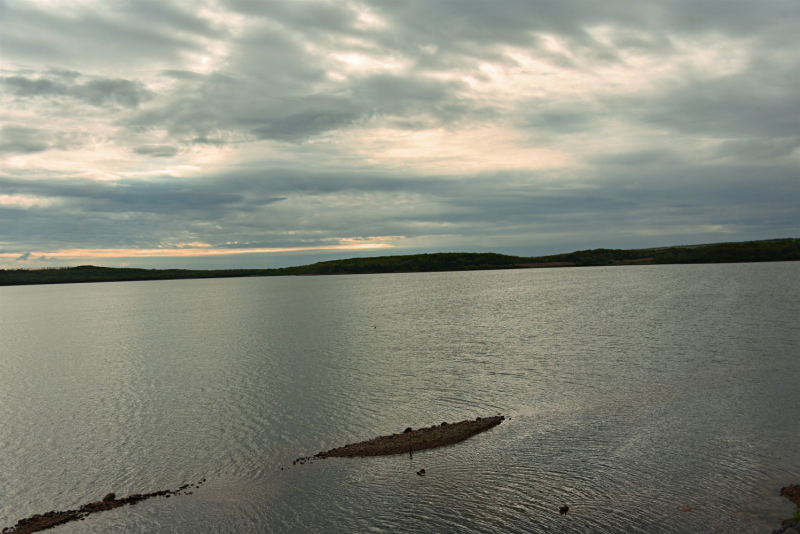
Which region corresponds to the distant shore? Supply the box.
[1,238,797,286]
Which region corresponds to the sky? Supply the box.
[1,0,798,269]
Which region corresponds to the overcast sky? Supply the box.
[2,0,798,269]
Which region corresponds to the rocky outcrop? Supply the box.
[316,416,504,458]
[774,484,800,533]
[1,480,205,534]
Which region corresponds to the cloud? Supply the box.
[16,252,31,261]
[0,126,51,155]
[0,1,218,68]
[2,160,797,258]
[521,108,593,134]
[595,149,683,167]
[2,74,154,108]
[622,68,799,139]
[249,99,362,142]
[74,79,153,107]
[1,76,68,97]
[0,0,797,266]
[133,145,179,158]
[715,138,800,161]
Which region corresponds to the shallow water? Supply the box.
[1,262,798,533]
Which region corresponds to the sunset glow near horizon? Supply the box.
[2,1,798,269]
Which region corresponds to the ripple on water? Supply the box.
[1,263,799,533]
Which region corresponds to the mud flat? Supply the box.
[315,416,504,459]
[1,481,204,534]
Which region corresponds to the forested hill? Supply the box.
[1,238,797,286]
[521,238,800,266]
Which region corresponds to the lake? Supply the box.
[1,262,798,533]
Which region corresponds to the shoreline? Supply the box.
[2,259,797,287]
[2,239,797,286]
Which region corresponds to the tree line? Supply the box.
[1,238,797,286]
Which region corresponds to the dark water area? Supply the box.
[1,263,798,533]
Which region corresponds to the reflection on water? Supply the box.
[1,262,798,533]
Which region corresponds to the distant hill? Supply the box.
[519,238,800,266]
[1,238,797,286]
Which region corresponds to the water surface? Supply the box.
[1,263,798,533]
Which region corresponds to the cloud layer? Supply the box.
[1,0,797,267]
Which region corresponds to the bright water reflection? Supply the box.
[1,263,798,533]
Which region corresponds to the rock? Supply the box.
[318,416,505,458]
[103,493,115,502]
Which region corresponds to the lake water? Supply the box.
[1,263,798,533]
